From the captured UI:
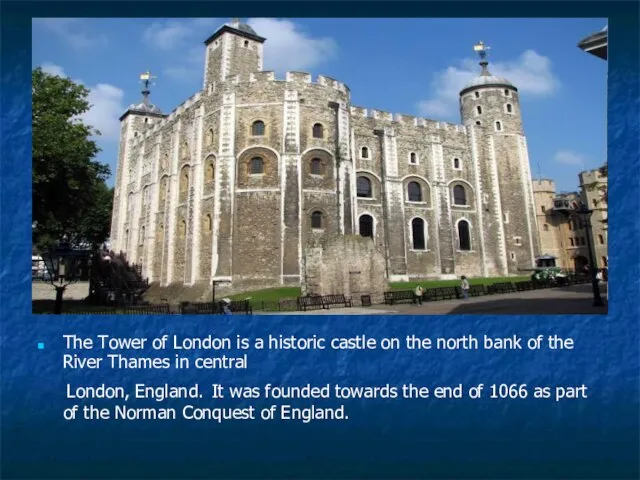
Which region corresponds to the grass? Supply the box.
[228,276,531,303]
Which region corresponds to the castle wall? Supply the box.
[111,27,543,293]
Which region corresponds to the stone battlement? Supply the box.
[223,71,349,94]
[532,179,556,192]
[350,105,466,133]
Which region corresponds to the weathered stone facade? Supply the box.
[110,21,541,293]
[533,168,608,271]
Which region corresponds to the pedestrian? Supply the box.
[460,276,470,299]
[414,285,424,305]
[222,298,233,315]
[596,269,608,301]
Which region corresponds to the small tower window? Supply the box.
[514,237,522,246]
[312,123,324,139]
[474,91,480,98]
[310,158,322,175]
[510,252,516,260]
[144,118,148,124]
[503,212,510,224]
[506,103,513,113]
[598,234,604,245]
[407,182,422,202]
[458,220,471,251]
[476,106,482,115]
[311,211,323,229]
[495,121,502,132]
[361,147,369,159]
[244,40,249,47]
[453,185,467,206]
[602,256,608,267]
[250,157,264,174]
[179,219,186,239]
[139,226,145,245]
[541,206,546,213]
[205,163,214,183]
[251,120,265,136]
[504,89,511,97]
[357,176,372,198]
[543,224,549,231]
[359,215,374,238]
[204,214,212,233]
[475,121,482,126]
[412,218,426,250]
[453,158,461,170]
[409,152,417,164]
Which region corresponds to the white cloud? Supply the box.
[247,18,337,73]
[554,150,587,167]
[418,50,560,120]
[40,62,66,77]
[38,62,125,142]
[143,20,193,49]
[33,18,107,50]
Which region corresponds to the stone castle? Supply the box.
[110,19,541,294]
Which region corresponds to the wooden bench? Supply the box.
[322,294,353,308]
[384,290,416,305]
[424,287,460,301]
[487,282,516,295]
[122,304,171,315]
[298,295,328,311]
[456,285,486,297]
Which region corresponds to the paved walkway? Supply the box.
[260,284,608,315]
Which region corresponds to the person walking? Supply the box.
[414,285,424,305]
[596,269,608,301]
[460,276,470,299]
[222,298,233,315]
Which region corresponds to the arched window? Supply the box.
[359,215,374,238]
[504,89,511,97]
[506,104,513,113]
[458,220,471,251]
[410,152,417,164]
[311,211,323,229]
[361,147,369,159]
[312,123,324,139]
[310,158,322,175]
[204,214,212,233]
[205,163,215,183]
[250,157,264,174]
[179,219,186,238]
[476,106,482,115]
[598,234,604,244]
[474,91,480,98]
[206,129,214,146]
[181,142,189,159]
[407,182,422,202]
[543,224,549,232]
[453,185,467,205]
[495,121,502,131]
[453,158,461,169]
[180,167,189,194]
[412,218,426,250]
[139,226,145,245]
[157,223,164,240]
[357,176,372,198]
[251,120,265,136]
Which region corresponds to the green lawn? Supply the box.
[228,276,531,303]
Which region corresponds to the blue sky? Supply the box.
[32,18,607,192]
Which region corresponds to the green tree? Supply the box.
[32,67,112,251]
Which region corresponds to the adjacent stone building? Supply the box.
[110,20,541,293]
[532,167,608,271]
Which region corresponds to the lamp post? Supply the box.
[573,204,605,307]
[41,238,87,314]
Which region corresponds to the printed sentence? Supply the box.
[64,334,574,352]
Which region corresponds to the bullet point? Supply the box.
[37,342,44,350]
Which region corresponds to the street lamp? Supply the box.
[41,237,87,314]
[572,204,605,307]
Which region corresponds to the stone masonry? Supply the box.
[110,22,542,294]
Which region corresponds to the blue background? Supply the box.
[2,1,639,478]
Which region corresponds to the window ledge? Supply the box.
[456,250,475,253]
[357,196,376,200]
[249,173,265,177]
[409,249,430,253]
[452,204,472,209]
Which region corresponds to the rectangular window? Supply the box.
[514,237,522,246]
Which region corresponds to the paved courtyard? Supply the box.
[263,284,608,315]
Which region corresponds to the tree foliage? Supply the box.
[32,67,112,251]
